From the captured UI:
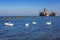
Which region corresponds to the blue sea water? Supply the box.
[0,16,60,40]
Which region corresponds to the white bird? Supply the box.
[25,23,29,27]
[32,21,37,25]
[46,21,51,25]
[4,22,14,26]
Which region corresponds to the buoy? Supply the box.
[32,21,37,25]
[4,22,14,26]
[46,21,51,25]
[25,23,29,27]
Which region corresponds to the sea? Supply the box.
[0,16,60,40]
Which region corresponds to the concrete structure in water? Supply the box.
[39,8,57,16]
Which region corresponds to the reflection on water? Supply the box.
[0,16,60,40]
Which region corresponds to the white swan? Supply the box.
[4,22,14,26]
[25,23,29,27]
[46,21,51,25]
[32,21,37,24]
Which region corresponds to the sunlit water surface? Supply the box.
[0,16,60,40]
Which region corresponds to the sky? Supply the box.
[0,0,60,16]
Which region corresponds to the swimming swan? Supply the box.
[46,21,51,25]
[4,22,14,26]
[32,21,37,24]
[25,23,29,27]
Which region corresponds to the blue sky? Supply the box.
[0,0,60,16]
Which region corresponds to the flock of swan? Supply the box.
[4,21,51,27]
